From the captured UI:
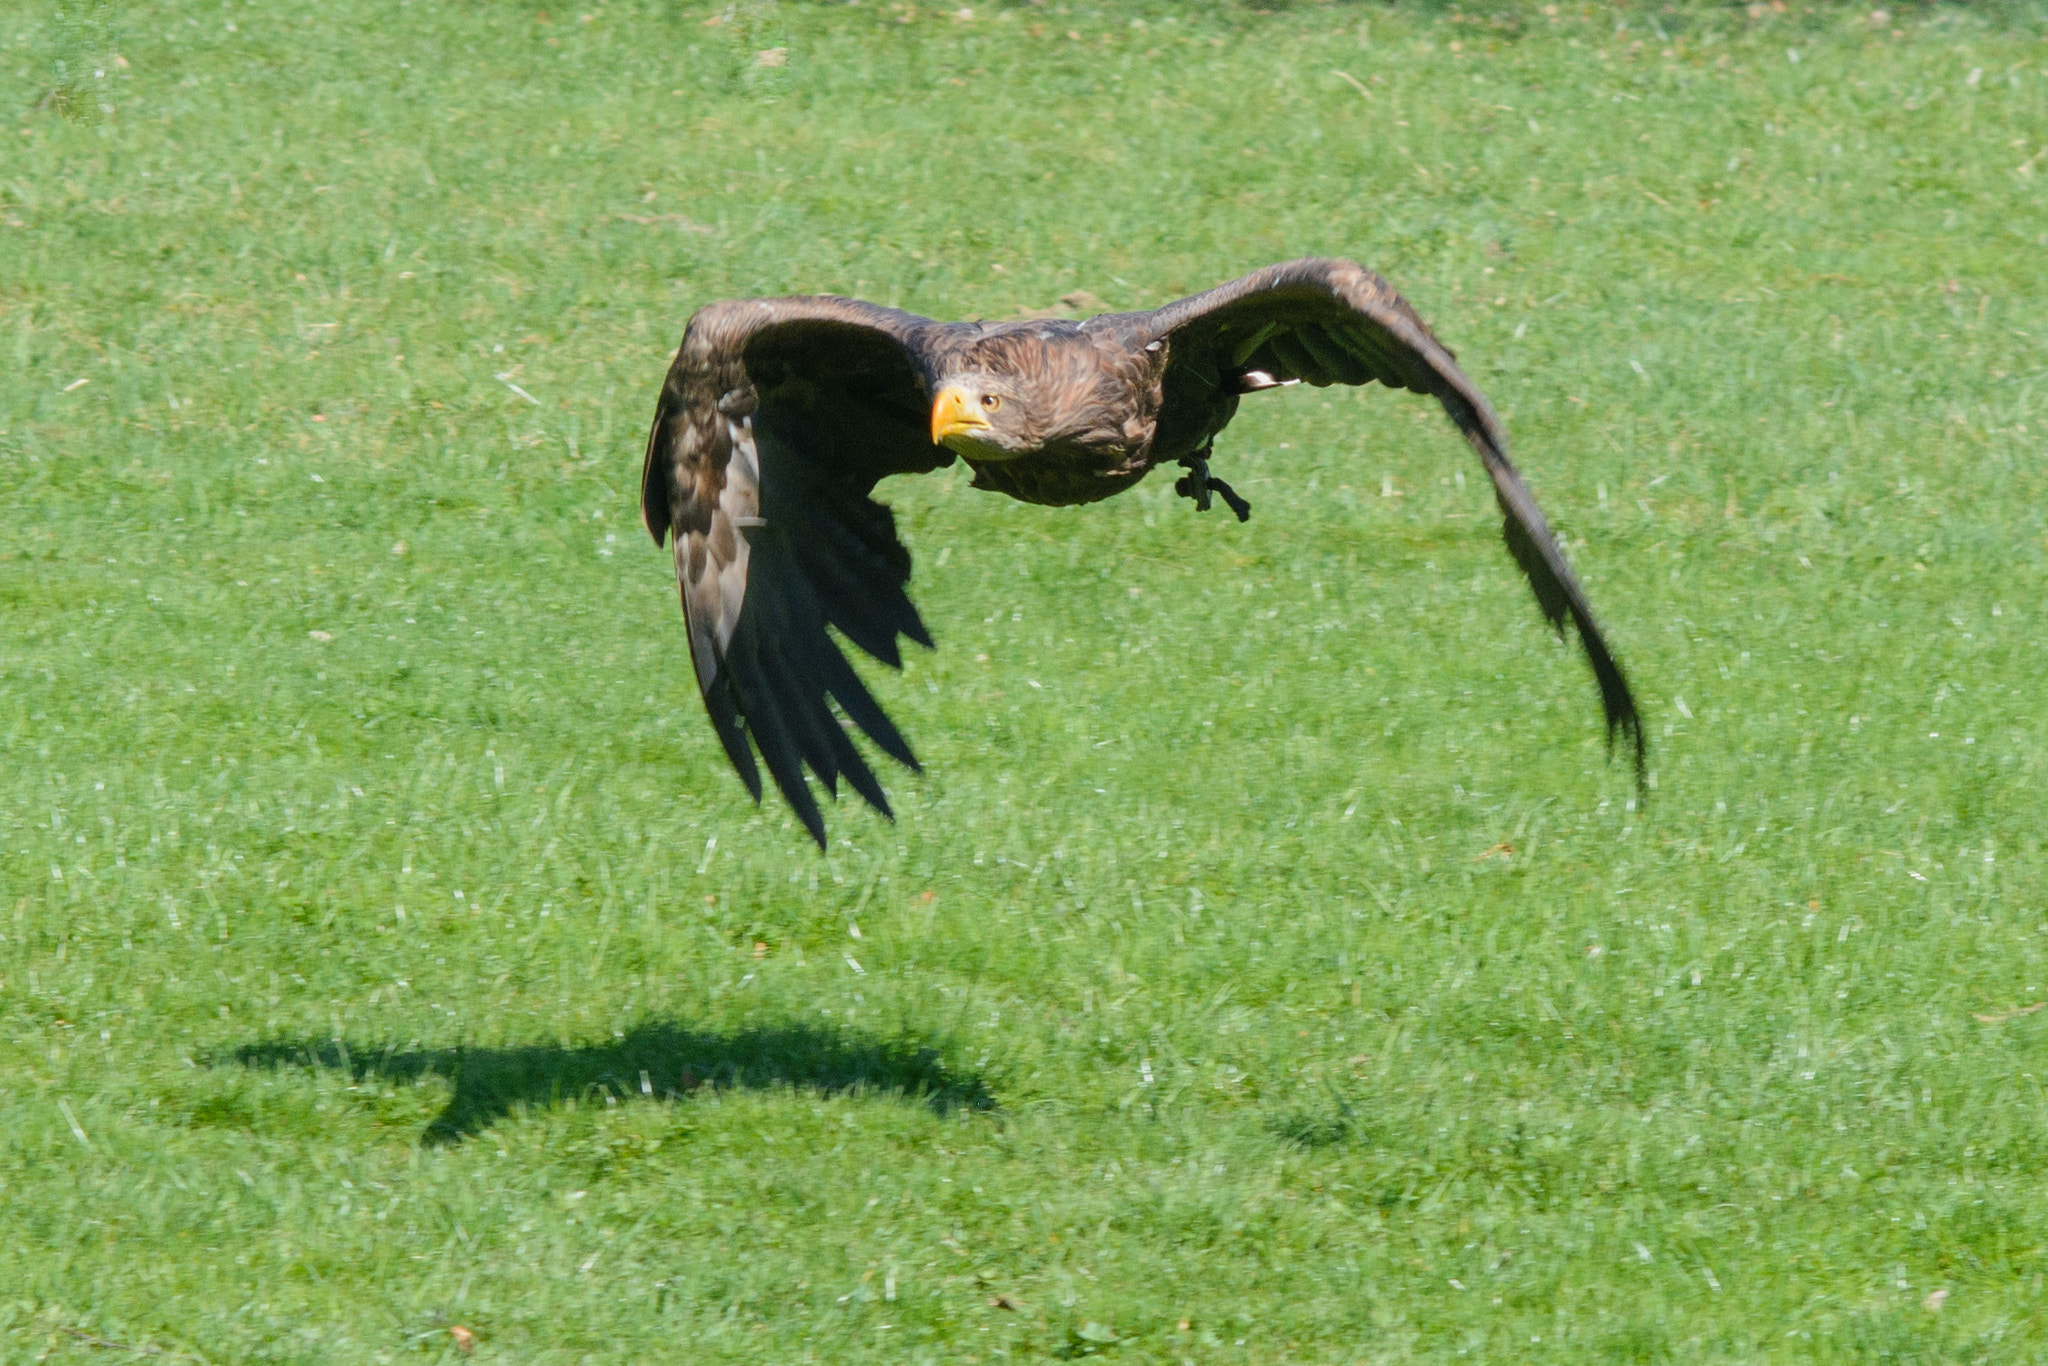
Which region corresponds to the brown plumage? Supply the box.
[641,258,1643,846]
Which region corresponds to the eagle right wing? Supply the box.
[1143,259,1644,782]
[641,297,959,846]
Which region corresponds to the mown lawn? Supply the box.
[4,0,2047,1360]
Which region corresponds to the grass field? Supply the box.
[6,0,2048,1359]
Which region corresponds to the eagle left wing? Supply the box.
[641,297,957,846]
[1140,258,1644,780]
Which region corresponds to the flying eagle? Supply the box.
[641,258,1642,846]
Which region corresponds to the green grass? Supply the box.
[5,0,2048,1359]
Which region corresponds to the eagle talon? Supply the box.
[1176,453,1252,523]
[1208,476,1252,522]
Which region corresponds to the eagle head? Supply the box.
[929,375,1031,461]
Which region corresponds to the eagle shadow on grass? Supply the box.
[229,1021,995,1146]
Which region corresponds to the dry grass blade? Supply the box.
[1971,1002,2047,1024]
[60,1326,206,1361]
[1330,69,1374,101]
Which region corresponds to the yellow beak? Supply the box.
[930,387,991,446]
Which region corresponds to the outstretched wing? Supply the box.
[1142,258,1643,778]
[640,296,958,846]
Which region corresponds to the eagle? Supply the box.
[641,258,1642,847]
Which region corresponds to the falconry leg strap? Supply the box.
[1175,448,1252,523]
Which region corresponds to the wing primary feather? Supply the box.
[1230,320,1283,366]
[1500,510,1573,629]
[769,657,843,797]
[1334,323,1403,388]
[1295,325,1371,385]
[796,513,934,656]
[1265,332,1321,382]
[737,577,907,829]
[730,633,830,848]
[727,497,927,836]
[897,607,936,651]
[807,580,907,667]
[811,643,921,770]
[1440,393,1645,783]
[784,692,847,799]
[703,668,763,802]
[798,538,916,664]
[824,721,894,819]
[750,568,850,798]
[757,578,905,815]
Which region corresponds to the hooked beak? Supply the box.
[930,387,991,447]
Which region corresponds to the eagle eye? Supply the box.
[981,394,1002,411]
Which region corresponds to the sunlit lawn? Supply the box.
[5,0,2048,1359]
